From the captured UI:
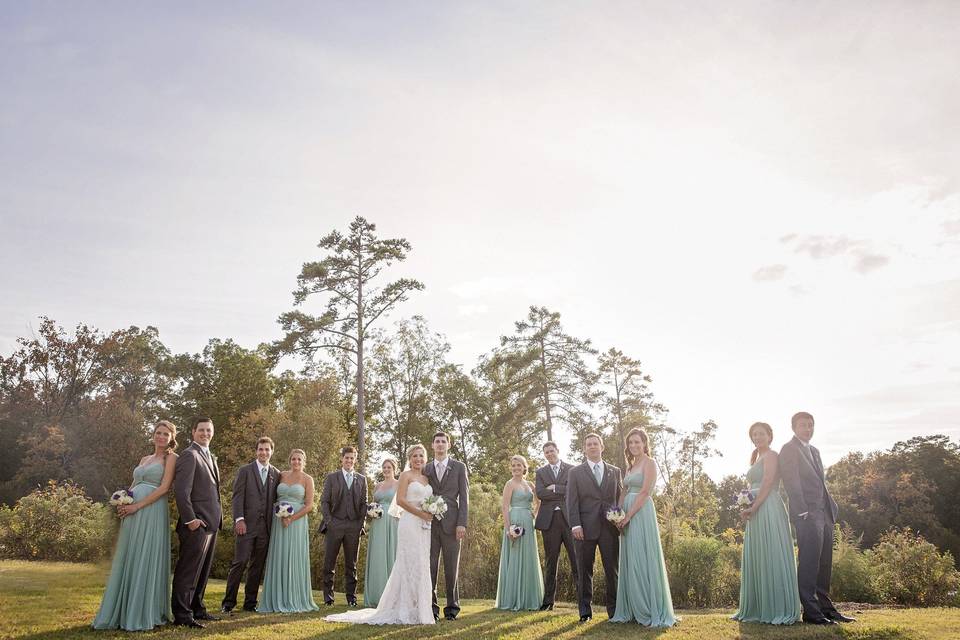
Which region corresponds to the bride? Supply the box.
[325,443,436,625]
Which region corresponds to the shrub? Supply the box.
[0,481,113,561]
[868,528,960,606]
[665,534,740,607]
[831,526,880,603]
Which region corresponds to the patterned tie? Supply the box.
[593,463,603,486]
[553,465,559,480]
[346,471,354,489]
[260,466,267,486]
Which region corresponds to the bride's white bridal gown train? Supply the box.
[325,481,435,625]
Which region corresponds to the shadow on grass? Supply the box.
[737,621,916,640]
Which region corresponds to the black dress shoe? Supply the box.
[219,606,233,614]
[194,613,220,621]
[828,612,856,623]
[539,603,554,611]
[579,614,592,623]
[324,600,334,606]
[803,616,837,625]
[445,614,457,621]
[174,620,205,629]
[347,600,358,608]
[242,604,257,612]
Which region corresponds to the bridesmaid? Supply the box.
[93,421,178,631]
[611,428,676,627]
[363,457,400,607]
[495,455,544,611]
[257,449,320,613]
[732,422,802,625]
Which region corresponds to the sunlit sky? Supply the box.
[2,2,958,480]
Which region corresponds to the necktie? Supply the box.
[260,466,267,485]
[346,471,354,489]
[552,465,559,480]
[593,463,603,486]
[437,463,445,483]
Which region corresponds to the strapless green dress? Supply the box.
[363,486,398,607]
[495,487,544,611]
[257,482,320,613]
[93,461,172,630]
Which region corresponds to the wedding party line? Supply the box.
[92,411,854,631]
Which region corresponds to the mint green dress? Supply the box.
[257,483,320,613]
[363,486,398,607]
[495,486,544,611]
[611,471,676,627]
[732,458,802,624]
[93,461,172,631]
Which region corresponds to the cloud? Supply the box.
[456,303,489,316]
[781,233,890,275]
[752,264,788,282]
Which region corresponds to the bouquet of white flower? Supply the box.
[508,524,525,539]
[606,506,626,524]
[274,502,295,518]
[109,489,134,507]
[736,489,756,508]
[420,495,447,529]
[366,503,384,520]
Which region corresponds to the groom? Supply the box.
[567,432,621,623]
[780,412,854,625]
[172,417,223,628]
[425,431,469,621]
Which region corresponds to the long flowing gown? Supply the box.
[92,461,172,631]
[257,483,319,613]
[363,486,399,607]
[325,481,435,625]
[495,486,544,610]
[732,458,802,624]
[611,471,677,627]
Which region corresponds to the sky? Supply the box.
[2,2,959,480]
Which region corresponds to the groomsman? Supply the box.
[567,433,621,623]
[425,431,469,621]
[172,417,223,628]
[221,437,280,613]
[319,446,367,606]
[534,441,578,611]
[780,411,854,625]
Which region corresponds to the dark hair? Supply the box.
[340,445,357,456]
[192,416,213,431]
[791,411,814,431]
[432,431,451,444]
[749,422,774,465]
[624,428,650,468]
[583,432,603,446]
[542,441,559,452]
[257,436,274,449]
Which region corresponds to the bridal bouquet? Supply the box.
[366,503,384,520]
[274,502,295,518]
[508,524,525,540]
[736,489,756,508]
[420,495,447,529]
[109,489,134,507]
[606,506,626,525]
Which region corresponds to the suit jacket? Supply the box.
[424,457,469,534]
[174,442,223,530]
[779,436,839,522]
[231,460,280,535]
[566,459,622,541]
[534,461,574,530]
[319,469,367,534]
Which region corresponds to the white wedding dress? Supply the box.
[325,481,435,625]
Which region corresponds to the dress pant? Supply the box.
[221,526,270,610]
[575,525,619,618]
[323,525,361,603]
[430,523,461,618]
[541,510,578,606]
[172,524,218,623]
[795,506,838,620]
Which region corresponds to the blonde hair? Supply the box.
[406,443,427,460]
[154,420,178,455]
[510,454,529,474]
[289,448,307,467]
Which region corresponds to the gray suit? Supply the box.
[319,469,367,603]
[780,435,840,622]
[172,443,222,624]
[222,460,280,611]
[425,457,469,619]
[535,461,578,607]
[566,459,621,618]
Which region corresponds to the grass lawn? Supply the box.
[1,561,956,639]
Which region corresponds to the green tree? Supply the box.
[275,216,424,460]
[597,347,665,466]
